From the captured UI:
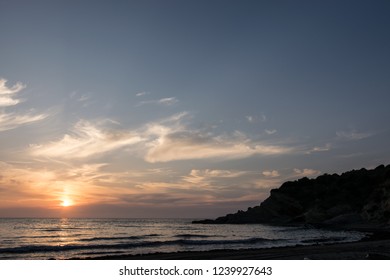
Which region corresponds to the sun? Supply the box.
[61,199,72,207]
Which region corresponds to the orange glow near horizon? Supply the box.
[61,199,72,207]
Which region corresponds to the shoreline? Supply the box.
[81,230,390,260]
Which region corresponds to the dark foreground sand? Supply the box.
[85,230,390,260]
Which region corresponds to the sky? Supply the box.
[0,0,389,218]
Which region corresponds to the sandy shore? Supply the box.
[85,230,390,260]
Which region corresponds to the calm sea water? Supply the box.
[0,218,365,260]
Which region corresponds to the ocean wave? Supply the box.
[14,234,84,240]
[35,227,92,231]
[300,237,347,244]
[173,234,215,238]
[0,237,275,255]
[177,237,272,245]
[79,236,142,242]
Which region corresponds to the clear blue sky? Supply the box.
[0,0,389,218]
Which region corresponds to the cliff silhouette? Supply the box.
[194,165,390,227]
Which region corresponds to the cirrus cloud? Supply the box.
[143,114,293,163]
[144,130,293,163]
[306,143,331,154]
[136,97,179,107]
[0,112,48,132]
[0,78,25,107]
[336,130,373,141]
[183,169,250,184]
[0,78,48,131]
[30,120,143,159]
[31,111,295,163]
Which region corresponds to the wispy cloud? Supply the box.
[336,130,373,141]
[262,170,280,178]
[143,113,293,163]
[31,120,143,159]
[29,112,186,161]
[0,78,49,131]
[265,129,277,135]
[144,129,293,163]
[0,158,279,213]
[136,97,179,107]
[306,143,331,154]
[246,114,267,123]
[191,169,248,178]
[30,111,294,163]
[0,78,25,107]
[0,96,20,107]
[77,94,90,103]
[183,169,249,184]
[293,168,321,178]
[161,111,189,122]
[0,161,130,208]
[0,112,48,132]
[0,161,61,208]
[135,91,149,97]
[158,97,178,105]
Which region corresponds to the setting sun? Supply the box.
[61,199,72,207]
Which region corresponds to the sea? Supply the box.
[0,218,366,260]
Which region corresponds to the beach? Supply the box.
[86,230,390,260]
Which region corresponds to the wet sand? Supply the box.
[85,230,390,260]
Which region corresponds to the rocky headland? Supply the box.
[193,165,390,228]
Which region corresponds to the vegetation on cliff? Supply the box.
[194,165,390,226]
